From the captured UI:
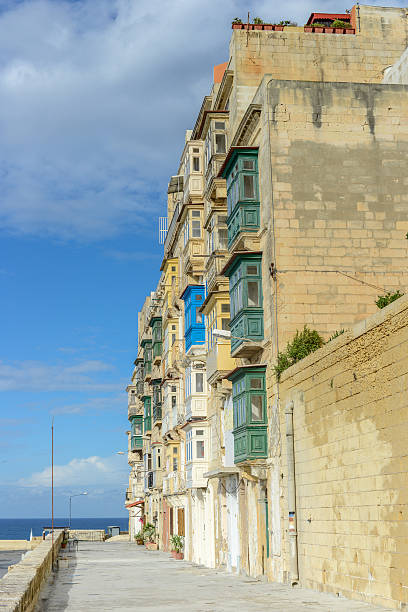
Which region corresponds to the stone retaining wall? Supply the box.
[0,531,64,612]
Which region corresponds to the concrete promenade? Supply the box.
[38,542,394,612]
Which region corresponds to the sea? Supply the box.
[0,517,129,540]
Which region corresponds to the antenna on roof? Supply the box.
[246,11,250,47]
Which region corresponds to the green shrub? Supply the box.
[375,290,404,309]
[310,22,327,27]
[253,17,264,24]
[328,329,345,342]
[142,523,156,543]
[170,534,184,553]
[232,17,242,24]
[331,19,352,28]
[278,20,297,26]
[274,326,324,380]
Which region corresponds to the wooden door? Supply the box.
[177,508,185,536]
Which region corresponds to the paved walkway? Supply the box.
[38,542,393,612]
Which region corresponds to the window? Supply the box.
[221,303,230,313]
[193,147,199,153]
[250,377,262,389]
[171,333,176,345]
[251,395,263,421]
[243,160,255,170]
[192,220,201,238]
[214,121,225,130]
[195,372,203,393]
[193,157,200,172]
[196,440,205,458]
[192,210,200,217]
[196,430,204,436]
[171,266,176,271]
[247,281,259,307]
[218,228,228,250]
[215,134,226,154]
[171,395,177,408]
[171,385,177,393]
[243,174,255,199]
[221,318,230,331]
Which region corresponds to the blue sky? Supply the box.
[0,0,406,518]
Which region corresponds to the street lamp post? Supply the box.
[69,492,88,529]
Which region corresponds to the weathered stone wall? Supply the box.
[277,293,408,609]
[259,79,408,353]
[228,6,408,135]
[0,531,63,612]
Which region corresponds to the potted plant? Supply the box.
[135,530,144,545]
[304,24,313,32]
[232,17,243,29]
[170,534,184,560]
[253,17,264,30]
[143,523,158,550]
[312,22,326,33]
[332,19,351,33]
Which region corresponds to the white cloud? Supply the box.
[0,0,404,241]
[51,393,125,415]
[0,359,120,391]
[19,454,128,487]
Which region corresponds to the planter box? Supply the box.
[145,542,158,550]
[263,24,273,30]
[345,28,355,34]
[314,27,324,33]
[254,24,263,30]
[334,27,344,33]
[324,27,334,33]
[171,550,177,558]
[274,26,284,31]
[232,24,243,29]
[304,26,313,32]
[174,552,184,560]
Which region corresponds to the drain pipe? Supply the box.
[285,400,299,585]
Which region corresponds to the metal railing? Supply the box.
[163,202,180,254]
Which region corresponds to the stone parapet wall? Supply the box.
[0,530,64,612]
[277,294,408,609]
[67,529,105,541]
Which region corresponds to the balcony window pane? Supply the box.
[193,157,200,172]
[250,377,262,389]
[214,121,225,130]
[243,174,255,199]
[221,303,230,313]
[196,308,202,323]
[218,228,228,250]
[196,440,205,458]
[192,210,201,217]
[221,318,230,331]
[251,395,263,421]
[192,220,201,237]
[215,134,226,154]
[243,159,255,170]
[247,281,259,307]
[195,372,204,393]
[247,265,258,275]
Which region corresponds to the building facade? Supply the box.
[125,6,408,608]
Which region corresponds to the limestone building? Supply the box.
[125,6,408,608]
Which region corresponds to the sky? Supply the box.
[0,0,406,519]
